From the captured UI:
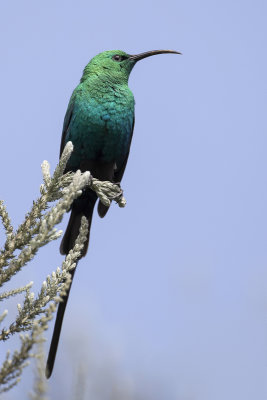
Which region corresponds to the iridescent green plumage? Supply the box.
[63,51,135,171]
[46,49,181,378]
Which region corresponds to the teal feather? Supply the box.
[64,82,135,170]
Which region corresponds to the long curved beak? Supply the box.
[129,49,181,61]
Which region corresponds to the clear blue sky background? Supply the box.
[1,0,267,399]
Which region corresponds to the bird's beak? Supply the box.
[129,49,182,62]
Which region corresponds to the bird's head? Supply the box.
[81,49,181,84]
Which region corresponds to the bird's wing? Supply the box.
[114,116,135,183]
[59,96,75,158]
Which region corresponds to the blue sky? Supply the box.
[1,0,267,399]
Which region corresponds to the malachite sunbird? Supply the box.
[46,49,181,378]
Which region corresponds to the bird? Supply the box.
[46,49,181,378]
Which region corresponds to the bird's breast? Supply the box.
[65,88,134,170]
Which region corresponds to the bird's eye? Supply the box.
[112,55,123,62]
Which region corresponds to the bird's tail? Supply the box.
[46,191,97,378]
[60,191,96,256]
[45,267,76,379]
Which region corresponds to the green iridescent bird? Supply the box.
[46,49,181,378]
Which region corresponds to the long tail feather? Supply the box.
[46,191,97,378]
[45,268,76,379]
